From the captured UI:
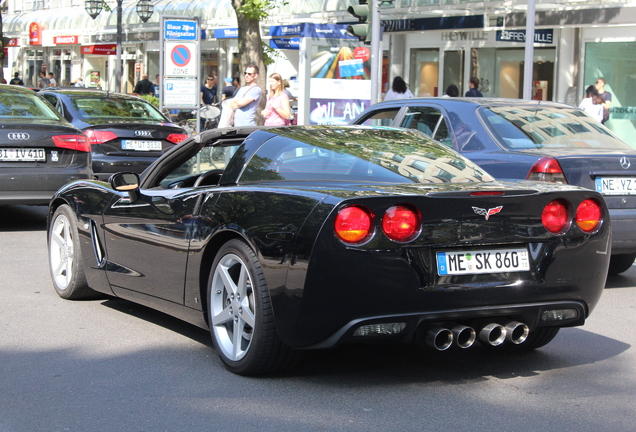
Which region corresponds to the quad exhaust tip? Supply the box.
[452,325,476,349]
[425,327,454,351]
[479,323,507,346]
[422,321,529,350]
[505,321,530,344]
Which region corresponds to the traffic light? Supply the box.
[346,2,372,44]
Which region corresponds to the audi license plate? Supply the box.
[595,177,636,195]
[122,140,162,151]
[436,247,530,276]
[0,148,45,162]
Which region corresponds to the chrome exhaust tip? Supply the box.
[505,321,530,344]
[452,325,476,349]
[479,323,506,346]
[425,327,453,351]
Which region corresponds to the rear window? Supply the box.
[480,106,630,150]
[70,97,166,121]
[0,91,62,120]
[240,127,493,184]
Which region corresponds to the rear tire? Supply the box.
[48,205,95,299]
[608,253,636,275]
[207,239,298,375]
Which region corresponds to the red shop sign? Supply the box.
[29,22,42,46]
[81,44,116,55]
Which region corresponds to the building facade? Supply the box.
[2,0,636,144]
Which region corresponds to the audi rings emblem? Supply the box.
[135,130,152,137]
[7,132,30,140]
[620,157,631,170]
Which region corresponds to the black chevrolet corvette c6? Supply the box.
[47,125,609,375]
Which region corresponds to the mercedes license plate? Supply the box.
[0,148,45,162]
[436,247,530,276]
[122,140,162,151]
[595,177,636,195]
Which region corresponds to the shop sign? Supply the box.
[269,38,300,50]
[269,25,302,37]
[81,44,116,55]
[54,35,79,45]
[609,107,636,121]
[382,15,484,33]
[302,24,358,40]
[213,28,238,39]
[7,38,20,47]
[496,29,554,44]
[29,23,42,46]
[441,31,488,41]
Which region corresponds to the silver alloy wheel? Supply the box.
[210,253,256,361]
[49,213,74,291]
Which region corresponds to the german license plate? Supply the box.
[122,140,162,151]
[595,177,636,195]
[0,148,45,161]
[436,247,530,276]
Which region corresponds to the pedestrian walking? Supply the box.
[579,85,604,123]
[9,72,24,86]
[384,76,414,100]
[133,73,154,96]
[48,72,57,87]
[465,76,483,97]
[261,73,290,126]
[37,71,50,89]
[595,78,612,124]
[229,64,262,126]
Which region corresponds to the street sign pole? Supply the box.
[370,0,381,105]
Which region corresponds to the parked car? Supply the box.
[0,84,91,206]
[48,125,608,375]
[352,98,636,274]
[39,89,188,181]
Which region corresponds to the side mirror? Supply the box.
[109,172,140,202]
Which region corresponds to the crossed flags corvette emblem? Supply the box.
[472,206,503,220]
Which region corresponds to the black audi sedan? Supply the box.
[39,89,188,181]
[352,98,636,275]
[0,84,91,206]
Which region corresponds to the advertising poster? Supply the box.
[309,45,371,125]
[89,71,101,87]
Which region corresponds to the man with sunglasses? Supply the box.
[200,75,218,105]
[230,64,262,126]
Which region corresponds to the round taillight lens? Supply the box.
[542,199,569,233]
[576,199,602,232]
[382,205,420,242]
[334,206,373,244]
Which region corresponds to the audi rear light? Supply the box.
[52,135,91,152]
[334,205,373,244]
[527,157,567,184]
[542,199,570,234]
[85,130,117,145]
[166,133,188,144]
[382,205,421,242]
[576,198,602,232]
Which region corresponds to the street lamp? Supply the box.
[85,0,155,93]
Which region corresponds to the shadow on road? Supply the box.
[0,205,48,231]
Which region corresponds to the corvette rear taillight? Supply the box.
[334,206,373,244]
[85,130,118,145]
[52,135,91,152]
[527,157,567,184]
[166,133,188,144]
[382,205,420,242]
[576,198,602,232]
[542,199,570,233]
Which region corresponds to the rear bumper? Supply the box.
[608,208,636,254]
[0,169,92,205]
[305,301,586,349]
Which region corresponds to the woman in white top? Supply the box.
[579,85,604,123]
[384,76,414,101]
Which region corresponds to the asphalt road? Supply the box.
[1,205,635,432]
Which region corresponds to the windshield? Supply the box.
[0,91,63,120]
[70,97,167,122]
[240,127,494,184]
[480,105,631,150]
